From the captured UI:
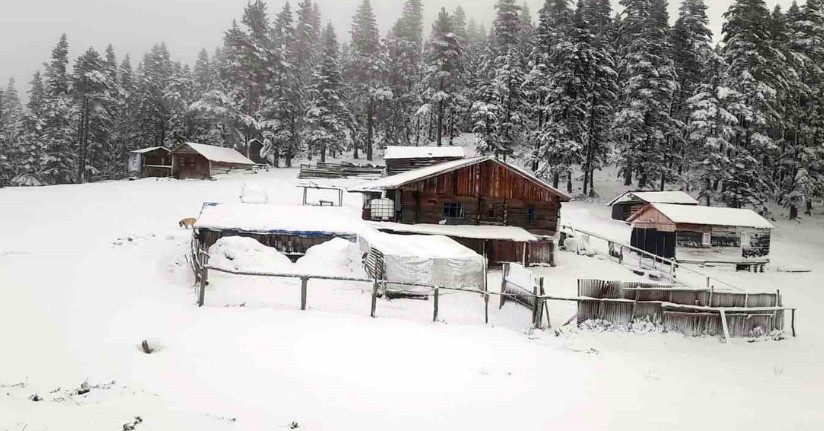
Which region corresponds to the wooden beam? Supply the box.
[300,278,308,310]
[791,309,796,337]
[433,287,440,322]
[719,309,731,344]
[370,279,378,318]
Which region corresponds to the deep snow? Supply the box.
[1,161,823,430]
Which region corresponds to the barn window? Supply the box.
[442,202,465,219]
[527,206,537,223]
[488,209,495,218]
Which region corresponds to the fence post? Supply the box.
[198,264,207,307]
[300,277,308,310]
[499,263,508,309]
[539,277,547,329]
[532,285,540,328]
[370,279,378,318]
[791,309,796,337]
[433,287,440,322]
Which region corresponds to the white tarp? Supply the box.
[361,230,484,291]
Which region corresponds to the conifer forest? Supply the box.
[1,0,823,219]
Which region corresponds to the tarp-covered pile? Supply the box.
[360,229,484,292]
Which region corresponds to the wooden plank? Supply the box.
[198,265,207,307]
[791,309,796,337]
[719,309,731,344]
[499,263,508,309]
[370,279,378,318]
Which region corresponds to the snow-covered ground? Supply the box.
[2,161,824,430]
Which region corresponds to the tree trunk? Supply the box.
[805,199,812,216]
[77,95,90,184]
[566,174,572,194]
[589,169,595,197]
[320,146,326,163]
[624,167,632,186]
[367,97,374,161]
[437,100,444,147]
[789,205,798,220]
[552,173,560,189]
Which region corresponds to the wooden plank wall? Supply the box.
[398,160,562,235]
[386,157,463,176]
[576,279,783,337]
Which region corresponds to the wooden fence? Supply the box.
[498,263,547,328]
[298,162,384,179]
[576,279,796,340]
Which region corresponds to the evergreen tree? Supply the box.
[424,8,465,146]
[303,24,352,162]
[72,46,114,183]
[41,34,77,184]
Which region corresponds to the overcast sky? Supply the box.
[0,0,800,99]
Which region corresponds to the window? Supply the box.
[527,206,537,223]
[442,202,465,219]
[488,209,495,218]
[702,232,711,246]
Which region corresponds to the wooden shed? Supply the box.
[383,146,465,176]
[128,147,172,178]
[171,142,255,179]
[193,202,362,261]
[607,191,698,221]
[349,156,571,266]
[627,203,773,265]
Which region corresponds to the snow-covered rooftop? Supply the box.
[607,190,699,206]
[179,142,255,165]
[129,146,170,154]
[195,202,363,235]
[629,203,774,229]
[349,156,571,200]
[383,146,466,160]
[367,221,539,242]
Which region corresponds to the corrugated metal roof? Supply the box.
[383,146,466,160]
[177,142,255,165]
[349,156,571,201]
[628,203,774,229]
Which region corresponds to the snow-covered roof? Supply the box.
[383,146,466,160]
[361,230,481,260]
[129,146,170,154]
[367,221,539,242]
[177,142,255,165]
[628,203,774,229]
[607,190,699,206]
[195,202,363,236]
[349,156,572,201]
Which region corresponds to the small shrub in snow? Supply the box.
[29,393,42,401]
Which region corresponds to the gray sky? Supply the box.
[0,0,800,99]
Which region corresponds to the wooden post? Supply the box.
[539,278,546,328]
[370,279,378,318]
[483,244,489,324]
[791,309,796,337]
[198,264,207,307]
[719,308,731,344]
[302,187,308,205]
[300,278,308,310]
[619,246,624,264]
[532,285,540,328]
[499,263,508,309]
[433,287,440,322]
[522,242,527,266]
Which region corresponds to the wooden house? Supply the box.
[607,190,699,221]
[171,142,255,179]
[383,146,465,176]
[128,147,172,178]
[348,156,571,266]
[193,202,361,261]
[627,203,773,265]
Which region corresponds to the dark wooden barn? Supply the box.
[128,147,172,178]
[171,142,255,179]
[607,191,699,221]
[627,203,773,266]
[349,156,571,266]
[383,146,465,176]
[193,203,361,261]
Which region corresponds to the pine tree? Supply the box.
[424,8,465,147]
[303,24,352,162]
[386,0,424,147]
[614,0,679,189]
[348,0,389,161]
[40,34,77,184]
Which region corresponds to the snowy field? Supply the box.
[2,162,824,430]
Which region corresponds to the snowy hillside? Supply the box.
[1,161,824,430]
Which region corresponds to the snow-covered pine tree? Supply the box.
[135,43,175,149]
[303,24,352,162]
[72,46,114,183]
[347,0,389,161]
[424,8,464,147]
[474,0,527,158]
[40,34,77,185]
[670,0,714,181]
[579,0,619,197]
[385,0,424,147]
[721,0,790,209]
[613,0,678,189]
[0,79,24,183]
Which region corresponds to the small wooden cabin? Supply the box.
[128,147,172,178]
[383,146,465,176]
[627,203,773,264]
[171,142,255,179]
[193,203,361,261]
[349,156,571,266]
[607,191,699,221]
